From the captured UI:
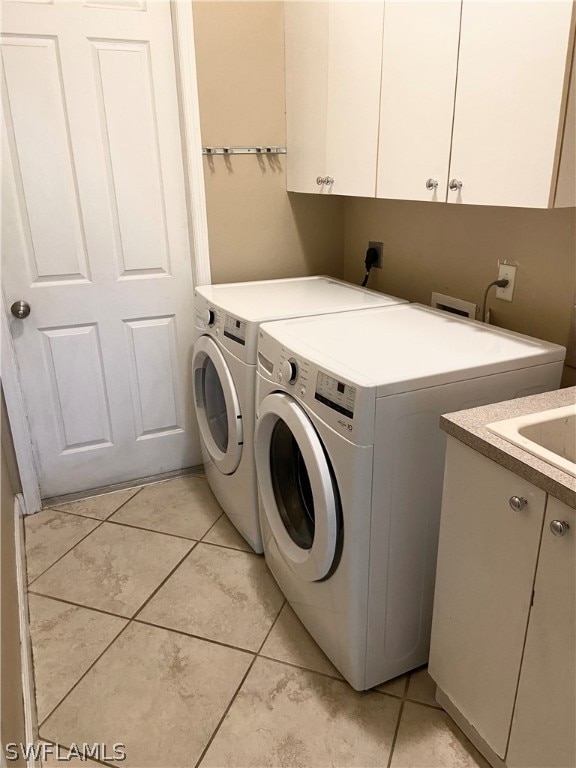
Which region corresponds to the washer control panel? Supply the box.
[314,372,356,419]
[223,314,247,346]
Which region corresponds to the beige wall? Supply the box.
[1,392,26,765]
[192,1,345,285]
[342,199,576,382]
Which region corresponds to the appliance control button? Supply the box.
[207,309,216,327]
[300,386,306,397]
[281,358,298,384]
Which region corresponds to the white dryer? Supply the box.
[254,304,565,689]
[191,277,406,553]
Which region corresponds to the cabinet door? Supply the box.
[285,1,383,196]
[325,1,384,197]
[429,438,546,758]
[376,1,461,202]
[448,1,574,208]
[285,2,329,194]
[507,497,575,768]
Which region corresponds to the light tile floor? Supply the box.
[26,475,489,768]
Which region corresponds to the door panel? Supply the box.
[377,0,461,202]
[1,35,91,283]
[429,438,547,758]
[40,323,112,452]
[448,0,574,207]
[1,0,201,497]
[507,498,575,768]
[123,316,183,439]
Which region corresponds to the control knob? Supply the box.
[280,358,298,384]
[206,309,216,327]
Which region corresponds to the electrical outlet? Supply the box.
[368,241,383,269]
[496,263,517,302]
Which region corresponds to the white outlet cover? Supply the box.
[496,264,517,302]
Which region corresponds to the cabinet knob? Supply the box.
[449,179,463,191]
[509,496,528,511]
[426,178,438,190]
[316,176,325,186]
[550,520,570,537]
[325,176,334,185]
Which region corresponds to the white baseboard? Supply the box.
[14,494,40,768]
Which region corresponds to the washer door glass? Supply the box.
[203,355,228,453]
[192,335,243,475]
[270,419,315,550]
[256,392,341,582]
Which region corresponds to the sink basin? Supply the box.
[486,404,576,478]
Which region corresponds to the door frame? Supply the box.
[1,0,211,514]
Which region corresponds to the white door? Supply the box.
[448,0,574,208]
[255,392,341,582]
[376,0,461,202]
[1,0,201,498]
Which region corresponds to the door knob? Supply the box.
[316,176,325,186]
[449,179,463,191]
[426,178,438,190]
[550,520,570,537]
[10,300,31,319]
[325,176,334,185]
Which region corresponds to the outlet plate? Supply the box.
[368,241,383,269]
[496,264,517,301]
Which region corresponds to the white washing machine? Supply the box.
[254,304,565,690]
[191,277,406,553]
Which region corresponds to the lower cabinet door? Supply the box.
[507,497,575,768]
[429,438,546,758]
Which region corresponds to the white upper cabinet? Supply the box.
[285,1,384,197]
[377,1,461,202]
[285,1,576,208]
[448,1,575,208]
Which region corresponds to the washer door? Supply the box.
[255,392,341,582]
[192,336,243,475]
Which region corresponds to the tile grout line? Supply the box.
[386,698,406,768]
[193,597,288,768]
[27,592,129,622]
[129,540,198,622]
[27,489,145,587]
[38,621,131,731]
[133,617,258,658]
[101,517,202,543]
[50,485,143,521]
[26,519,106,588]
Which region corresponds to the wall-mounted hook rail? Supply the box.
[202,146,287,155]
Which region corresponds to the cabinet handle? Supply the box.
[550,520,570,537]
[509,496,528,511]
[325,176,334,185]
[449,179,463,191]
[426,178,438,190]
[316,176,325,186]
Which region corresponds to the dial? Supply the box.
[206,308,216,327]
[280,358,298,384]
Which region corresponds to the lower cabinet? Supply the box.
[507,496,575,768]
[430,437,575,767]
